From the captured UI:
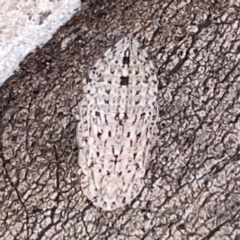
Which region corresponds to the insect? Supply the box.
[76,35,159,211]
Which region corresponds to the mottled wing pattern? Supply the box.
[77,36,158,211]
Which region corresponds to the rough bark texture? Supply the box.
[1,0,240,239]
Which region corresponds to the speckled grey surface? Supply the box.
[1,0,240,239]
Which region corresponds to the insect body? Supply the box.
[77,35,158,211]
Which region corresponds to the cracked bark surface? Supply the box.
[1,0,240,239]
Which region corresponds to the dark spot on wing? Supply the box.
[133,116,137,124]
[136,132,141,139]
[104,114,108,124]
[135,163,140,170]
[122,48,130,66]
[115,112,119,120]
[91,67,97,72]
[140,113,145,119]
[120,76,129,85]
[120,147,123,155]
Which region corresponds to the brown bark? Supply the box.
[1,0,240,239]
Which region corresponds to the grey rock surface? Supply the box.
[1,0,240,239]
